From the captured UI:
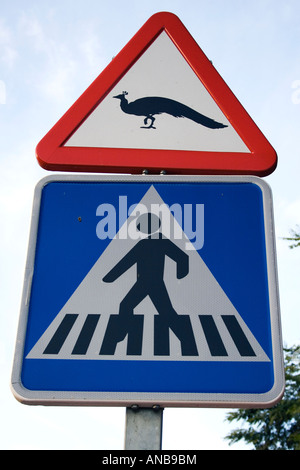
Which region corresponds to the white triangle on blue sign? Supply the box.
[27,185,269,363]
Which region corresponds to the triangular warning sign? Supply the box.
[36,12,277,175]
[27,185,270,363]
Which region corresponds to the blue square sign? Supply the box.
[11,175,284,407]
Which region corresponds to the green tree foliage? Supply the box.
[283,225,300,249]
[225,345,300,450]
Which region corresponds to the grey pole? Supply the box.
[124,406,163,450]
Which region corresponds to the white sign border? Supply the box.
[11,175,285,408]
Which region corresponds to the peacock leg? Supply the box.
[141,115,156,129]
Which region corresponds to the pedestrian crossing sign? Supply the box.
[11,175,284,408]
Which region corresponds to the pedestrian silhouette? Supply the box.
[100,213,198,356]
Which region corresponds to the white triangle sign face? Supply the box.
[36,12,277,175]
[65,32,249,154]
[27,185,269,363]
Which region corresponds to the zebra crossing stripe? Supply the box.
[199,315,228,356]
[221,315,255,357]
[42,312,258,359]
[43,314,78,355]
[72,314,101,355]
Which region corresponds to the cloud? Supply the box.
[274,197,300,236]
[0,139,45,270]
[0,18,18,68]
[17,11,105,106]
[79,27,104,71]
[18,13,44,43]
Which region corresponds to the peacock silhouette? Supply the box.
[113,91,228,130]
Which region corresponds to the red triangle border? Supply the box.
[36,12,277,176]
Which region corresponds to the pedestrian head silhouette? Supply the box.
[136,213,161,235]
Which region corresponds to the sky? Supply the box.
[1,0,300,450]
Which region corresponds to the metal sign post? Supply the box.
[125,406,163,450]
